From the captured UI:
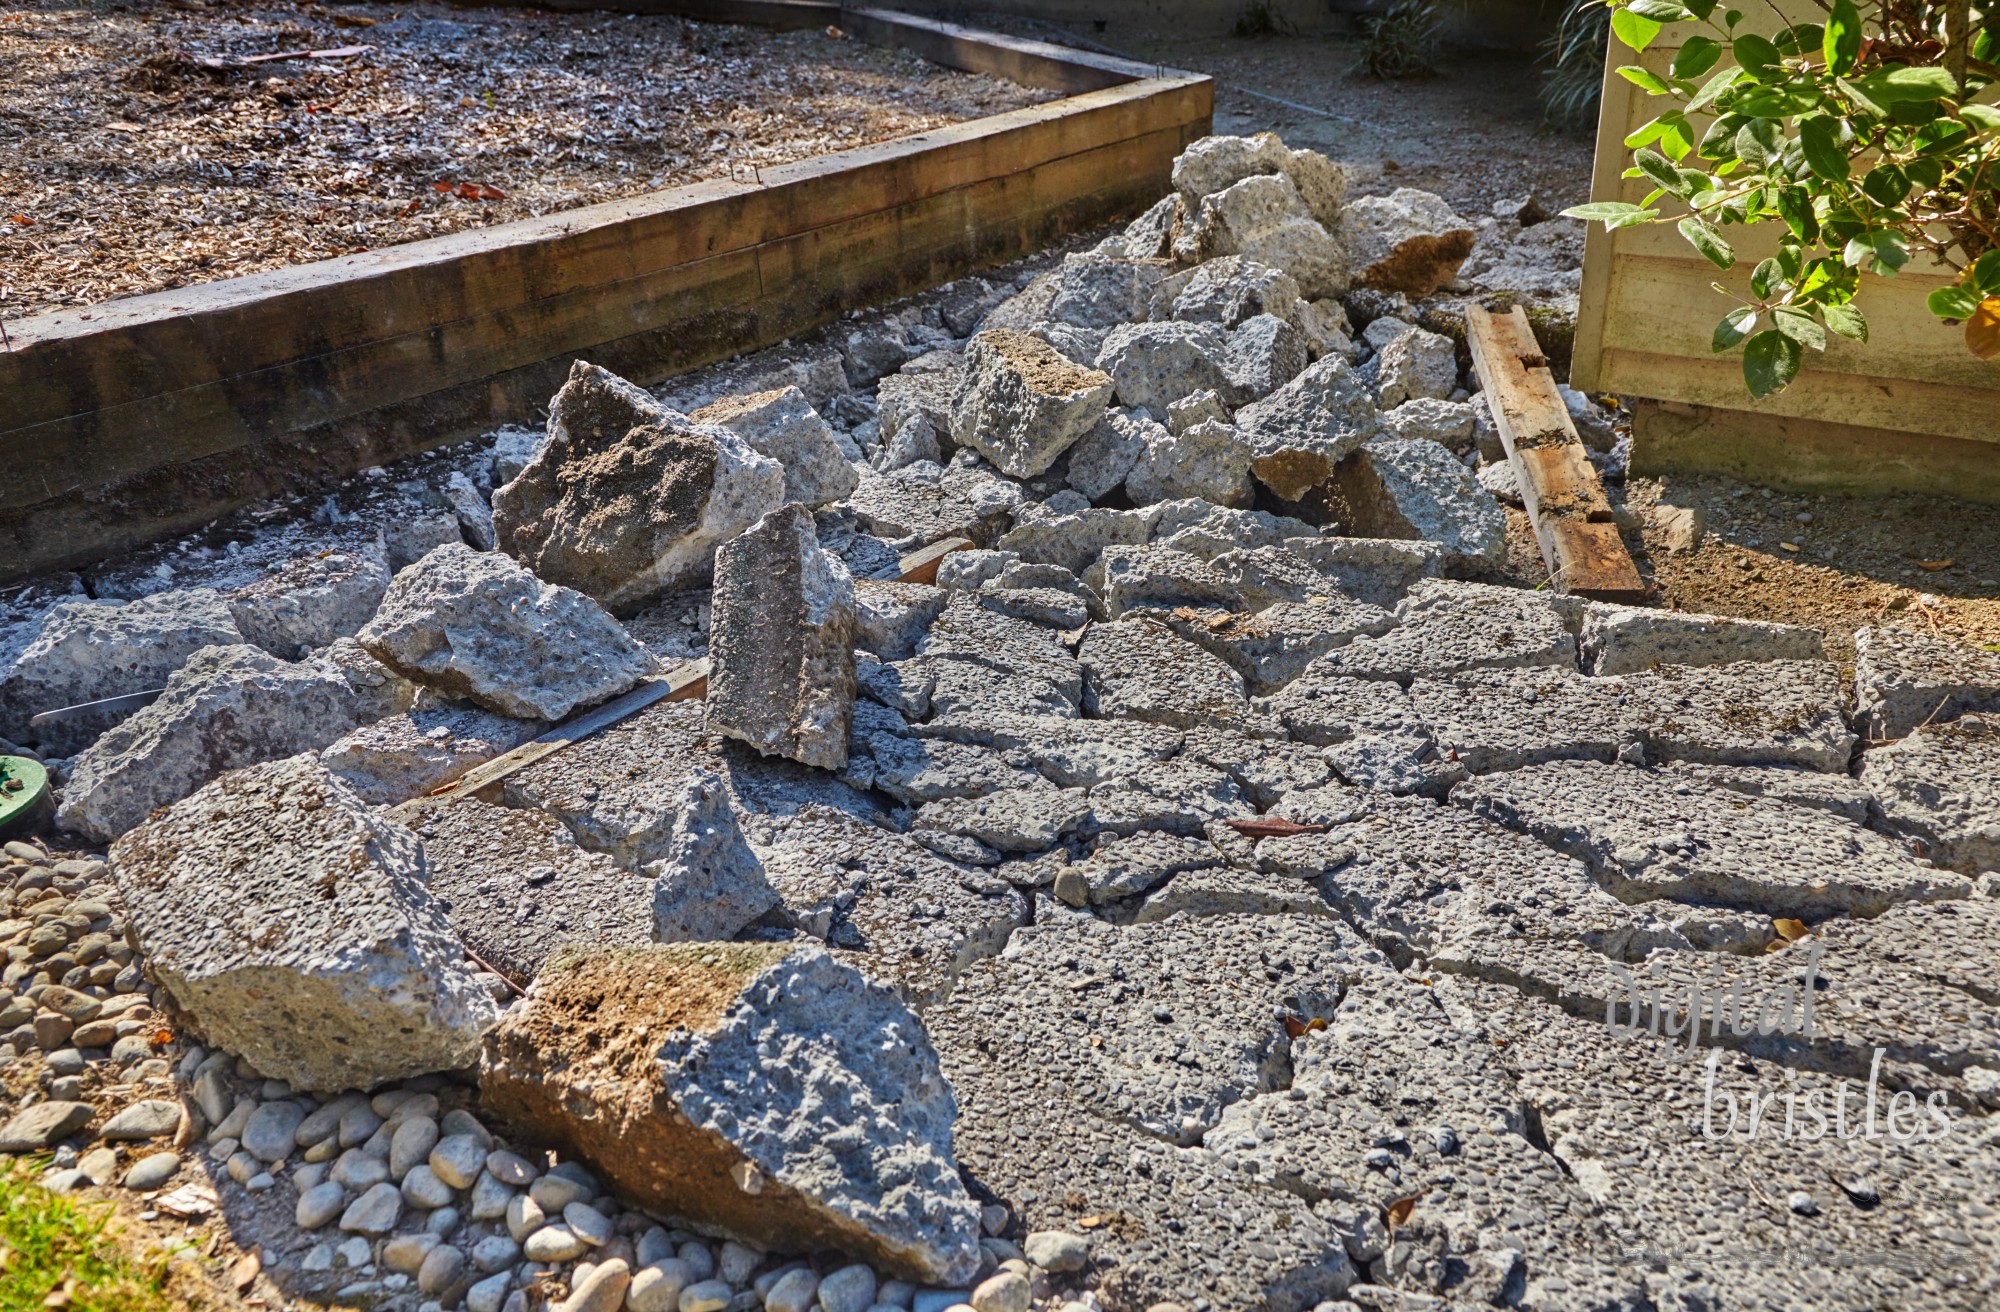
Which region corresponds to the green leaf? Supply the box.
[1961,104,2000,130]
[1624,116,1671,149]
[1713,305,1759,351]
[1686,64,1743,114]
[1860,163,1911,206]
[1823,0,1862,76]
[1673,36,1723,79]
[1637,148,1686,194]
[1618,66,1675,94]
[1750,257,1782,298]
[1563,201,1662,230]
[1679,216,1736,268]
[1732,33,1784,79]
[1852,66,1961,104]
[1611,7,1664,51]
[1734,119,1783,169]
[1776,187,1819,241]
[1773,306,1828,351]
[1743,329,1804,397]
[1626,0,1692,19]
[1798,116,1849,179]
[1732,84,1826,116]
[1970,251,2000,296]
[1684,0,1717,17]
[1928,286,1984,318]
[1821,301,1867,341]
[1843,231,1910,274]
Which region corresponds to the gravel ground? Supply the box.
[0,0,1056,320]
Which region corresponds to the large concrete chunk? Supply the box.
[0,589,245,754]
[228,550,393,660]
[1153,599,1397,693]
[1121,418,1254,508]
[1455,759,1972,919]
[1623,659,1856,772]
[1044,253,1175,327]
[1859,716,2000,873]
[1281,535,1441,607]
[1234,356,1381,501]
[1313,579,1576,684]
[845,464,1016,548]
[1171,254,1304,329]
[1333,437,1507,564]
[111,756,499,1091]
[1063,407,1162,503]
[492,361,785,610]
[58,644,365,843]
[321,700,544,806]
[357,543,658,721]
[1079,618,1258,733]
[393,795,652,983]
[1410,666,1634,774]
[1338,188,1475,295]
[1176,173,1347,298]
[707,505,858,771]
[948,330,1114,478]
[1854,625,2000,740]
[995,505,1155,575]
[479,943,982,1284]
[689,386,861,507]
[1222,312,1309,402]
[1581,602,1825,675]
[1093,321,1229,414]
[1371,324,1459,408]
[648,771,780,941]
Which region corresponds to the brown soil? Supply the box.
[0,0,1054,320]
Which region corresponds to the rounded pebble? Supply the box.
[627,1259,691,1312]
[817,1264,879,1312]
[970,1272,1030,1312]
[123,1150,180,1191]
[677,1278,731,1312]
[296,1180,347,1229]
[763,1267,818,1312]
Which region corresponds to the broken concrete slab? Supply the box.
[1859,716,2000,873]
[994,505,1155,575]
[1233,357,1381,502]
[0,589,245,755]
[1097,545,1242,618]
[1093,320,1229,415]
[58,644,366,843]
[1661,760,1877,824]
[1121,417,1253,508]
[320,699,545,806]
[689,387,861,507]
[647,771,781,942]
[492,361,785,611]
[1623,659,1855,773]
[1044,253,1177,328]
[358,543,658,721]
[1063,829,1225,905]
[1338,189,1476,296]
[845,464,1011,548]
[1410,666,1634,775]
[228,550,393,661]
[1853,625,2000,740]
[1171,254,1305,330]
[845,728,1045,805]
[913,782,1091,854]
[925,912,1374,1311]
[111,755,498,1090]
[1454,759,1973,919]
[1063,408,1162,503]
[479,942,982,1284]
[1147,501,1320,562]
[706,505,858,772]
[1280,535,1441,608]
[1311,579,1576,684]
[1371,326,1459,409]
[1175,173,1347,298]
[756,806,1027,1008]
[1079,618,1260,733]
[1332,437,1507,564]
[314,636,419,722]
[1221,313,1309,402]
[1580,603,1825,676]
[852,580,947,662]
[392,795,652,983]
[1379,397,1478,452]
[948,330,1114,478]
[920,594,1083,709]
[1149,598,1396,693]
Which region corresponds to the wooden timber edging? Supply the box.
[1466,305,1646,602]
[0,5,1212,585]
[1569,4,2000,502]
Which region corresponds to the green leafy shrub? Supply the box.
[1566,0,1999,397]
[1357,0,1445,78]
[1542,0,1612,128]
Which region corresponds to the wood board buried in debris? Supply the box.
[1466,304,1646,601]
[0,4,1212,584]
[429,536,975,803]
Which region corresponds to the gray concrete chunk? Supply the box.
[949,330,1114,478]
[1854,625,2000,740]
[1581,603,1825,676]
[322,701,544,807]
[1079,618,1260,733]
[1333,437,1506,565]
[229,550,393,660]
[647,770,781,942]
[689,387,860,507]
[1454,759,1972,919]
[1311,579,1576,684]
[1859,716,2000,873]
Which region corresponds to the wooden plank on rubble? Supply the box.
[430,537,975,802]
[1464,305,1646,602]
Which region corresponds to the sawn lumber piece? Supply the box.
[430,536,974,801]
[1465,304,1646,602]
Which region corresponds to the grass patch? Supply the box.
[0,1160,174,1312]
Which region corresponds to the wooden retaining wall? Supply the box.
[1569,3,2000,502]
[0,6,1210,584]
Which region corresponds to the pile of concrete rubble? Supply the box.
[2,134,1998,1312]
